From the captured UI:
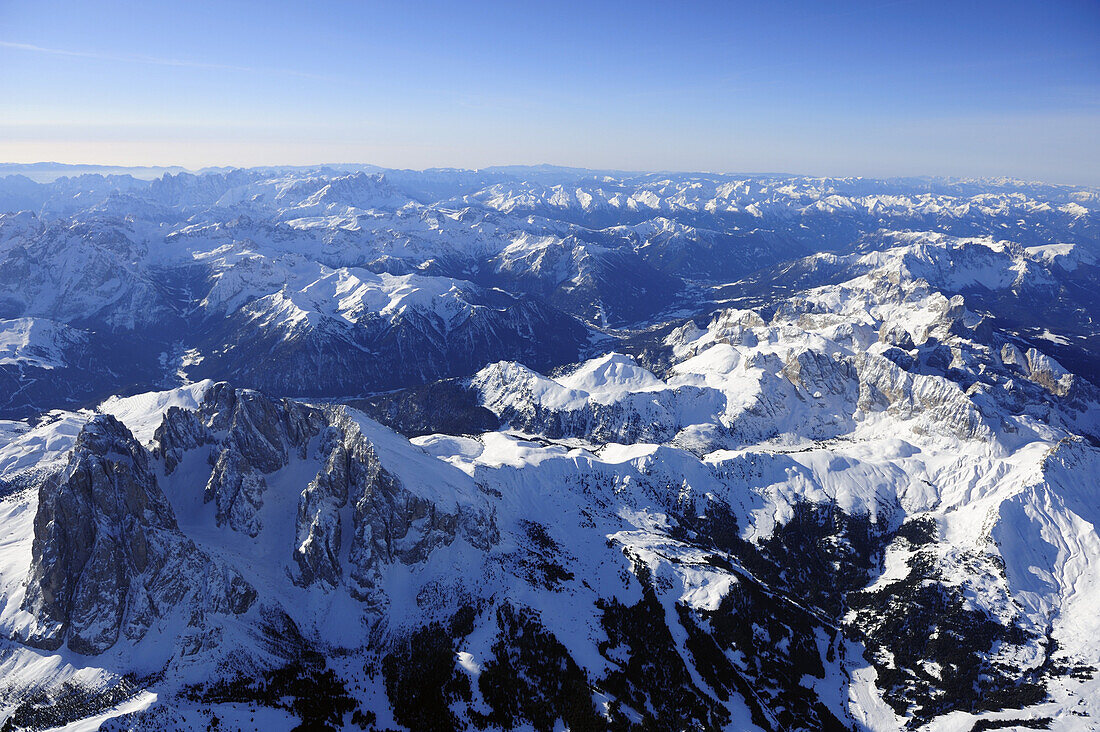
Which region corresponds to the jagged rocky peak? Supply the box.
[1021,347,1075,397]
[152,381,498,608]
[201,386,324,536]
[18,413,255,655]
[153,382,324,535]
[10,380,502,667]
[705,308,768,349]
[295,407,498,608]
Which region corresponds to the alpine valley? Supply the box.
[0,164,1098,732]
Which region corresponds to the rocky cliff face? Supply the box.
[199,385,324,536]
[155,383,498,611]
[12,381,500,665]
[294,406,498,610]
[19,414,255,655]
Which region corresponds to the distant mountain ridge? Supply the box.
[0,165,1096,420]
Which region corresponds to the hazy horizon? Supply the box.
[2,160,1098,190]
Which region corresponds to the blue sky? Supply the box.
[1,0,1098,183]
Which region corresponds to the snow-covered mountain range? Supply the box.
[0,165,1098,731]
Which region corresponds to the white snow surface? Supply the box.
[98,380,213,444]
[0,318,85,369]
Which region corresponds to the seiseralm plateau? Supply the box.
[0,164,1098,731]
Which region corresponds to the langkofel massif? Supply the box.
[0,166,1098,731]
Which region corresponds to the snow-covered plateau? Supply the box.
[0,165,1098,731]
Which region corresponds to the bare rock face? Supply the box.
[782,348,858,400]
[473,361,724,445]
[156,382,326,537]
[879,322,915,350]
[1024,347,1074,397]
[15,382,498,658]
[153,404,208,474]
[294,407,498,609]
[19,414,256,654]
[202,385,324,537]
[293,426,350,588]
[710,308,765,348]
[153,382,498,610]
[854,351,992,440]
